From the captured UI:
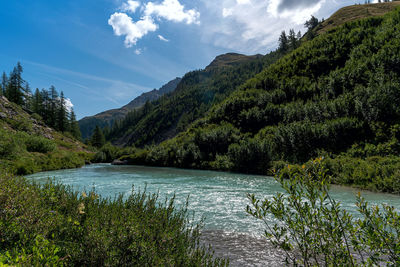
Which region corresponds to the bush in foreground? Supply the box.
[247,158,400,266]
[0,176,226,266]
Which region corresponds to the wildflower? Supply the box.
[78,203,85,214]
[81,192,87,198]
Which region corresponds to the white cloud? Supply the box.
[144,0,200,24]
[222,8,233,17]
[120,0,141,13]
[199,0,356,53]
[65,98,74,113]
[108,13,158,47]
[158,34,169,42]
[109,0,200,49]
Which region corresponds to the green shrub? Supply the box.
[25,135,56,153]
[247,159,400,266]
[0,175,227,266]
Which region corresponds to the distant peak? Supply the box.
[206,53,263,69]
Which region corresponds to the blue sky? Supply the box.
[0,0,364,119]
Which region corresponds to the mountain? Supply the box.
[0,95,89,175]
[315,1,400,34]
[78,77,182,139]
[113,3,400,193]
[205,53,263,69]
[107,52,281,147]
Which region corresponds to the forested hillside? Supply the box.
[106,52,286,147]
[78,77,181,140]
[116,5,400,193]
[0,63,88,175]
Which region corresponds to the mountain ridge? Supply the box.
[78,77,181,139]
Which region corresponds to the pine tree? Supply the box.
[279,31,289,52]
[49,86,58,128]
[90,125,105,148]
[69,108,82,140]
[288,29,298,50]
[57,91,68,132]
[1,72,7,96]
[297,31,302,41]
[41,89,51,124]
[6,62,25,105]
[305,15,319,31]
[32,88,43,115]
[23,82,32,111]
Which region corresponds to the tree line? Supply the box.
[0,62,81,140]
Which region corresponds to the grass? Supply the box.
[316,2,400,34]
[0,175,226,266]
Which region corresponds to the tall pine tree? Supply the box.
[278,31,289,52]
[6,62,24,105]
[57,91,68,132]
[49,85,58,128]
[90,125,105,148]
[0,72,6,96]
[32,88,43,115]
[288,29,298,50]
[69,108,82,140]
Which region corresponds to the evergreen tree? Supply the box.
[278,31,289,52]
[6,62,25,105]
[1,72,7,96]
[49,86,58,128]
[297,31,302,41]
[90,125,105,148]
[57,91,68,132]
[23,82,32,111]
[41,89,50,124]
[32,88,43,115]
[288,29,298,50]
[69,108,82,140]
[305,15,319,31]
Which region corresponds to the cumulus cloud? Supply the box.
[199,0,356,53]
[236,0,251,4]
[158,34,169,42]
[144,0,200,24]
[120,0,141,13]
[108,13,158,47]
[109,0,200,49]
[222,8,233,17]
[65,98,74,113]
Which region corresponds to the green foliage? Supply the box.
[92,143,135,163]
[90,125,106,148]
[117,7,400,193]
[323,155,400,194]
[0,126,87,176]
[0,175,226,266]
[108,52,283,147]
[1,63,82,139]
[247,159,400,266]
[25,135,56,153]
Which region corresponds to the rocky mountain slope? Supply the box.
[78,77,181,139]
[0,95,89,175]
[108,52,281,147]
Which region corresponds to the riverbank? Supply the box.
[25,163,400,265]
[0,174,226,266]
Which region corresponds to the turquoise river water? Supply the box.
[27,164,400,266]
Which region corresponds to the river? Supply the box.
[27,164,400,266]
